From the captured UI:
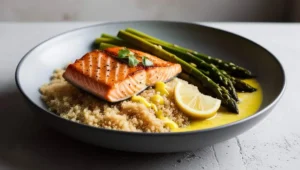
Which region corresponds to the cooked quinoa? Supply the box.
[40,69,190,132]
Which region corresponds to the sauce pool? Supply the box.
[173,79,263,132]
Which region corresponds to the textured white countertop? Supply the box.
[0,22,298,170]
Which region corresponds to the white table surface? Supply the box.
[0,22,299,170]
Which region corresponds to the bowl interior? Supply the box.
[16,21,285,128]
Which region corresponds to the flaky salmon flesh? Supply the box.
[63,47,182,102]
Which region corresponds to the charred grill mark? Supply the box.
[115,63,120,81]
[81,60,85,74]
[89,54,92,77]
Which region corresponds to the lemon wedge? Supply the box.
[174,81,221,119]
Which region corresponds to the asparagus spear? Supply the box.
[221,70,257,92]
[118,30,238,113]
[198,68,239,99]
[97,38,138,50]
[101,33,122,40]
[178,72,213,96]
[162,45,238,101]
[99,42,117,50]
[125,28,253,78]
[95,38,127,46]
[95,33,123,44]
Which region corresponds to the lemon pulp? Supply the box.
[174,82,221,119]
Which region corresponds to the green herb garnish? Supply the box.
[118,48,130,58]
[128,55,139,67]
[118,47,138,67]
[142,56,153,66]
[117,48,153,67]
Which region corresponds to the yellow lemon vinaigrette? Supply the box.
[175,79,263,132]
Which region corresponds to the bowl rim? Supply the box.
[15,20,286,136]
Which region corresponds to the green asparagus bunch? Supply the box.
[125,28,254,78]
[94,29,258,113]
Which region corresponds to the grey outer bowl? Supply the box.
[15,21,286,153]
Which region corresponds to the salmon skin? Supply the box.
[63,47,182,102]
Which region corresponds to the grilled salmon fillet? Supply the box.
[63,47,182,102]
